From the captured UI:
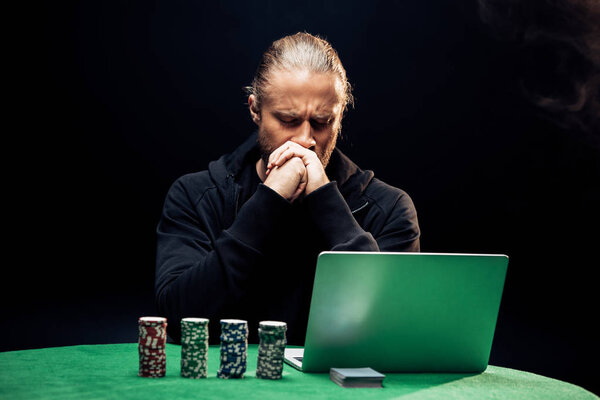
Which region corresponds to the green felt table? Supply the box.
[0,343,597,400]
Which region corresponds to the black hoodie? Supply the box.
[155,133,420,344]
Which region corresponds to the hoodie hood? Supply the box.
[208,132,374,212]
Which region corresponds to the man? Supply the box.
[155,32,420,344]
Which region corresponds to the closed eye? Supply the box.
[279,118,300,126]
[310,119,332,130]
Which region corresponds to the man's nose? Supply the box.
[291,121,316,149]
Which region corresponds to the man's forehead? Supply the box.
[262,69,343,113]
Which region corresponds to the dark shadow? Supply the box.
[383,372,478,396]
[305,370,478,396]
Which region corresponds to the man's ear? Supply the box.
[248,95,261,125]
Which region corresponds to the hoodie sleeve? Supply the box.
[303,181,420,252]
[155,176,291,342]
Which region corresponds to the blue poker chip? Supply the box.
[217,319,249,379]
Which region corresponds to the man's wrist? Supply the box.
[304,181,364,247]
[305,173,330,195]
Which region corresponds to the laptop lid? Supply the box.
[300,252,508,373]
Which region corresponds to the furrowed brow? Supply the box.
[313,113,335,121]
[273,110,300,118]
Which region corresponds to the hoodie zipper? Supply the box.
[351,201,369,214]
[234,187,240,218]
[227,173,241,218]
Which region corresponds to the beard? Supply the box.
[257,125,338,169]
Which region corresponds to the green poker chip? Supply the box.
[180,318,209,379]
[256,321,287,380]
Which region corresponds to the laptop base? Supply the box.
[284,348,304,371]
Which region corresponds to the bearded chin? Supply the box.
[257,129,275,167]
[318,144,335,169]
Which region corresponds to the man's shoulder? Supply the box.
[175,170,212,186]
[361,177,419,242]
[365,177,409,198]
[364,177,416,214]
[167,170,219,205]
[165,133,257,207]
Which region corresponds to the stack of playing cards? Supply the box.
[329,367,385,388]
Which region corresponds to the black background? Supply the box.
[5,0,599,394]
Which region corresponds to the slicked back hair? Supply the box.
[246,32,354,114]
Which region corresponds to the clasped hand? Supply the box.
[263,141,330,202]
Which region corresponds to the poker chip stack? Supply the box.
[138,316,167,378]
[217,319,248,379]
[256,321,287,380]
[180,318,209,378]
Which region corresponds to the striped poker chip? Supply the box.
[256,321,287,380]
[217,319,248,379]
[138,316,167,378]
[180,318,209,379]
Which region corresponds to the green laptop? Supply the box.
[284,251,508,373]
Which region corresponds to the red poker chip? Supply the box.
[138,371,166,378]
[138,317,168,378]
[138,348,166,354]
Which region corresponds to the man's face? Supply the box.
[251,69,344,168]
